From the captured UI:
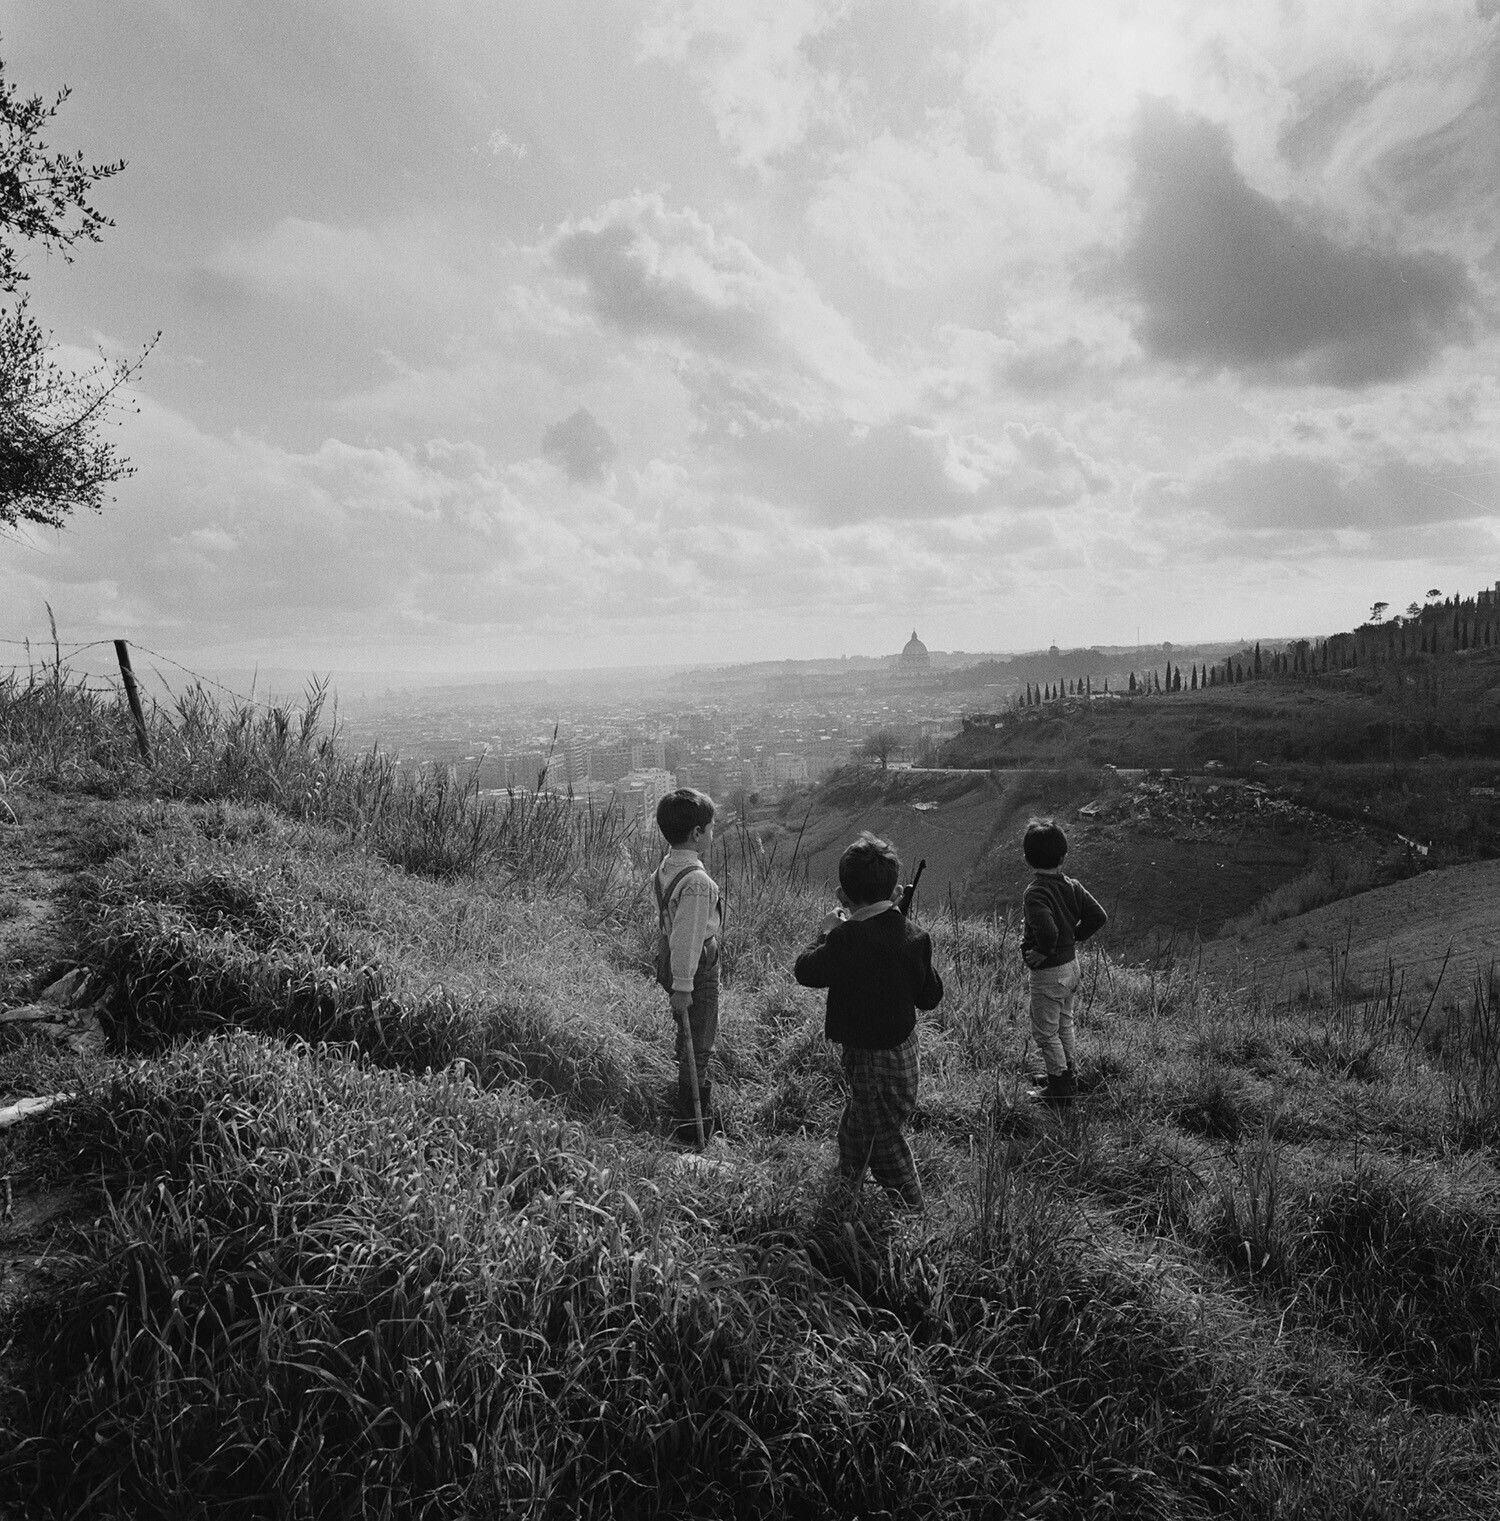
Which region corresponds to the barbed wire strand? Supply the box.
[0,637,116,651]
[129,643,285,713]
[2,636,317,717]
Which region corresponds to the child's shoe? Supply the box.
[1027,1070,1075,1106]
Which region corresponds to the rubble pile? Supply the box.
[1078,776,1371,846]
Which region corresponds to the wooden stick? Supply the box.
[114,639,153,766]
[678,1009,706,1149]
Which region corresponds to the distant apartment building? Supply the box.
[740,755,777,793]
[614,768,677,828]
[677,763,732,799]
[804,738,852,782]
[631,739,667,772]
[589,741,631,783]
[564,737,590,788]
[773,753,808,785]
[507,750,548,789]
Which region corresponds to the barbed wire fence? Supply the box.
[1,633,321,714]
[2,627,346,771]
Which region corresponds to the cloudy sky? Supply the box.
[5,0,1500,673]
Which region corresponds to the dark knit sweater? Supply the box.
[1021,871,1108,969]
[793,908,943,1049]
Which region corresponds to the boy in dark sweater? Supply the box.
[1021,819,1108,1106]
[794,832,943,1209]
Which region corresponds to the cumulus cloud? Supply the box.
[689,373,1109,525]
[636,0,851,170]
[553,215,770,361]
[1139,448,1500,534]
[1119,102,1480,386]
[549,194,895,416]
[542,408,618,482]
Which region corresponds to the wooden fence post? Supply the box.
[114,639,153,767]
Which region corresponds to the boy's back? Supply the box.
[1022,871,1107,969]
[794,907,942,1048]
[656,850,721,990]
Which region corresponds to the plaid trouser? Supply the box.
[838,1031,922,1209]
[674,940,720,1091]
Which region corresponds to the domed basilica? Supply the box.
[899,630,930,673]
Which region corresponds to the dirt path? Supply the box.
[1196,859,1500,1008]
[0,789,123,1470]
[0,788,122,1005]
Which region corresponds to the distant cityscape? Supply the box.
[335,632,968,823]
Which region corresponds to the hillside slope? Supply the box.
[1196,859,1500,1009]
[781,766,1394,941]
[7,672,1500,1519]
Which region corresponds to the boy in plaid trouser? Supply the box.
[794,833,943,1209]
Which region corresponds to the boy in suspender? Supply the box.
[654,788,724,1144]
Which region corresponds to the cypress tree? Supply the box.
[1129,672,1136,693]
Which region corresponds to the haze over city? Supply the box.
[3,2,1499,675]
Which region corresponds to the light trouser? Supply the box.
[1029,959,1081,1077]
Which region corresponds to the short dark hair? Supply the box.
[1023,818,1067,869]
[656,788,716,846]
[838,831,901,904]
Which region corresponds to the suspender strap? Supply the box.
[655,865,703,928]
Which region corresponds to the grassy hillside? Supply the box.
[3,666,1500,1518]
[945,664,1500,775]
[918,667,1500,937]
[767,761,1422,942]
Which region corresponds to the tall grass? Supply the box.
[0,660,140,790]
[76,812,670,1122]
[1439,962,1500,1146]
[1220,849,1381,937]
[0,664,631,894]
[3,1036,1306,1520]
